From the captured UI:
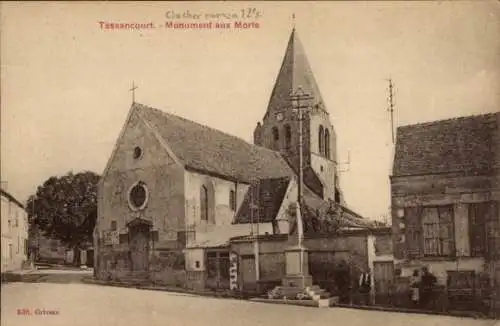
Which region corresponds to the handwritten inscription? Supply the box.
[165,8,262,20]
[98,7,263,32]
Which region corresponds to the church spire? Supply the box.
[265,28,325,116]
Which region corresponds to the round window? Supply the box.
[133,147,142,159]
[128,182,148,210]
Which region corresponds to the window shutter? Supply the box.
[405,207,422,259]
[469,203,487,257]
[392,207,405,259]
[485,201,500,261]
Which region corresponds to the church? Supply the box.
[94,28,386,297]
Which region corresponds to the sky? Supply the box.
[1,1,499,221]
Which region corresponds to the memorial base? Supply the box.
[282,274,313,288]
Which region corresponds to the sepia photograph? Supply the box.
[1,1,499,325]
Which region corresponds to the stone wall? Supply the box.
[98,108,186,252]
[96,240,186,286]
[96,244,132,281]
[391,172,496,262]
[150,250,185,286]
[230,233,369,292]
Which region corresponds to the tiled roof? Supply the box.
[302,188,376,231]
[266,28,326,116]
[136,103,295,183]
[233,176,375,230]
[234,177,291,224]
[393,112,499,176]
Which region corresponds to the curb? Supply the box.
[331,303,491,320]
[82,278,248,300]
[249,298,319,308]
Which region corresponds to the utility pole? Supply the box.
[387,78,395,144]
[290,87,313,206]
[337,150,351,174]
[249,179,260,282]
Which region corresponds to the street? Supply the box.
[1,271,496,326]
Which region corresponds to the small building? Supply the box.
[29,230,73,265]
[391,112,500,314]
[1,188,28,273]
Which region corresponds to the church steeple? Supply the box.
[265,28,325,117]
[254,27,340,203]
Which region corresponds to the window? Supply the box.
[325,129,330,159]
[486,201,499,260]
[119,234,128,244]
[111,220,117,231]
[128,182,148,210]
[285,124,291,149]
[447,270,475,290]
[334,191,340,204]
[229,190,236,211]
[133,146,142,159]
[422,206,454,257]
[200,186,208,221]
[318,125,324,155]
[272,127,279,149]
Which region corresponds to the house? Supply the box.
[94,28,384,295]
[29,229,73,265]
[391,112,500,314]
[1,188,28,273]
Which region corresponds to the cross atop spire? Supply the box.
[292,13,296,30]
[129,81,138,104]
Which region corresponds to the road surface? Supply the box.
[1,272,496,326]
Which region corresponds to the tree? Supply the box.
[27,171,100,265]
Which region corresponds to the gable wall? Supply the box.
[98,110,185,247]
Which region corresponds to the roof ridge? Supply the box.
[135,102,287,157]
[398,111,498,130]
[1,188,25,209]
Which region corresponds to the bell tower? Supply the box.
[253,28,342,203]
